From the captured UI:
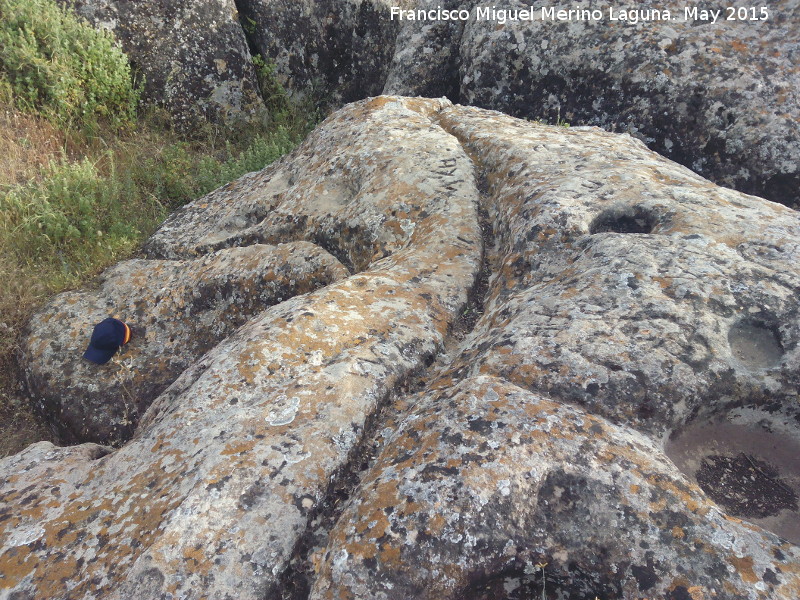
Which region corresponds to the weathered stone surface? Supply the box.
[23,243,348,445]
[399,0,800,207]
[236,0,402,106]
[305,101,800,600]
[377,0,794,211]
[54,0,800,205]
[310,376,800,600]
[1,97,482,599]
[435,104,800,439]
[2,97,800,600]
[57,0,265,127]
[234,0,800,206]
[382,0,467,99]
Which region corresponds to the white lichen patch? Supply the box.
[266,396,301,427]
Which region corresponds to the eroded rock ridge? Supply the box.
[3,97,800,599]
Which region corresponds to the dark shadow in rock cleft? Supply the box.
[589,205,659,235]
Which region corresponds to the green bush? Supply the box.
[252,55,291,118]
[0,156,149,272]
[0,0,139,130]
[137,125,300,209]
[0,124,304,273]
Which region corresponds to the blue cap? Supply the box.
[83,318,131,365]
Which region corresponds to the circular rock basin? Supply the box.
[728,318,784,370]
[665,407,800,545]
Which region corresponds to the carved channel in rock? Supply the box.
[665,407,800,545]
[273,166,495,600]
[268,350,438,600]
[589,205,659,235]
[728,318,785,370]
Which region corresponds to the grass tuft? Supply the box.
[0,5,319,456]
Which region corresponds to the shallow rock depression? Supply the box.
[3,97,800,600]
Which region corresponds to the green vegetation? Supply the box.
[0,0,318,456]
[0,0,139,130]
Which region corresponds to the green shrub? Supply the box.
[0,0,139,130]
[136,125,300,209]
[0,121,304,273]
[0,156,150,272]
[252,55,292,118]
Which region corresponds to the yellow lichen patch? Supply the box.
[727,555,758,584]
[730,39,748,54]
[687,586,706,600]
[651,276,672,290]
[380,545,402,565]
[343,539,378,566]
[644,474,707,516]
[649,497,668,512]
[220,439,257,456]
[0,547,38,588]
[183,544,207,565]
[364,96,398,112]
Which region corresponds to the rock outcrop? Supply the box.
[237,0,800,207]
[450,0,800,207]
[235,0,401,106]
[23,243,349,445]
[3,97,800,599]
[57,0,265,127]
[310,376,797,600]
[54,1,800,205]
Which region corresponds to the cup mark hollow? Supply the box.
[665,408,800,545]
[728,318,784,370]
[589,205,659,235]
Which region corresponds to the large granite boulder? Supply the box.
[235,0,401,107]
[236,0,800,207]
[23,243,348,445]
[310,376,798,600]
[55,0,800,206]
[2,97,800,599]
[308,99,800,599]
[1,97,483,599]
[458,0,800,207]
[57,0,265,127]
[434,103,800,439]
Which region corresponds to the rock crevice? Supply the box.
[3,97,800,600]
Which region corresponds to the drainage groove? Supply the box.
[269,161,496,600]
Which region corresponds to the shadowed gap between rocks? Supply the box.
[232,0,262,63]
[267,350,435,600]
[268,160,496,600]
